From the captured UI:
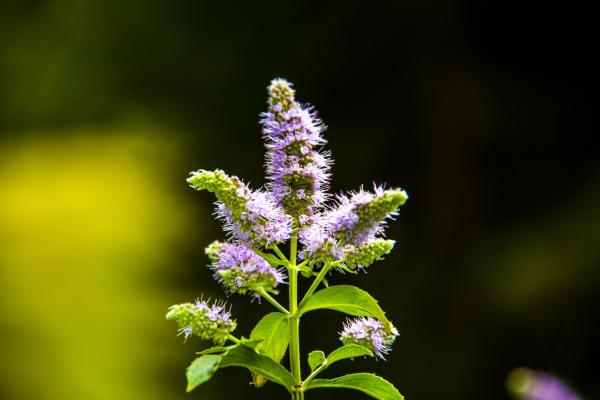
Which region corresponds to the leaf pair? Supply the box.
[187,344,294,392]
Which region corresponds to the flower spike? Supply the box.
[187,169,292,247]
[324,185,408,246]
[261,78,332,225]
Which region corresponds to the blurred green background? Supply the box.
[0,1,597,399]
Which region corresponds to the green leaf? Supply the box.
[249,312,290,387]
[219,344,295,389]
[238,338,263,348]
[196,346,228,355]
[308,350,326,372]
[185,355,221,392]
[327,344,373,365]
[306,373,404,400]
[305,345,373,381]
[260,251,287,267]
[297,285,392,330]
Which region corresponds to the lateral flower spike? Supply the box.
[187,169,292,247]
[261,78,332,225]
[324,186,408,246]
[166,299,236,345]
[206,241,285,297]
[344,239,396,270]
[340,317,399,359]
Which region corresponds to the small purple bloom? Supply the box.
[210,242,285,296]
[340,317,398,359]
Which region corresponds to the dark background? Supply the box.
[1,1,598,399]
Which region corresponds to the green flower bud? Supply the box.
[267,78,296,111]
[344,239,396,270]
[205,240,224,264]
[166,299,236,345]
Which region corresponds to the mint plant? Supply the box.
[166,79,408,400]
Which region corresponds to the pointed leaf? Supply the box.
[308,350,326,372]
[196,346,228,355]
[185,355,221,392]
[250,312,290,387]
[327,344,373,365]
[306,373,403,400]
[219,344,295,389]
[297,285,392,330]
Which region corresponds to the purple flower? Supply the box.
[507,368,581,400]
[298,218,344,263]
[340,317,398,359]
[207,242,285,296]
[188,169,292,247]
[261,79,332,224]
[323,185,408,246]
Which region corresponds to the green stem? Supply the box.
[297,262,333,311]
[257,289,289,315]
[226,334,240,344]
[302,360,328,388]
[272,244,290,264]
[288,232,302,391]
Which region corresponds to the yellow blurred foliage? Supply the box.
[0,130,208,400]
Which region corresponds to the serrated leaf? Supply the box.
[308,350,326,372]
[185,355,221,392]
[219,344,295,389]
[297,285,392,330]
[306,373,403,400]
[327,344,373,365]
[249,312,290,387]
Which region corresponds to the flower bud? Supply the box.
[344,239,395,270]
[267,78,296,111]
[206,241,285,296]
[188,169,292,247]
[166,299,236,345]
[340,317,398,359]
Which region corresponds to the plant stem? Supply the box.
[288,231,302,393]
[272,244,290,264]
[302,360,328,387]
[257,289,289,315]
[226,334,240,344]
[297,262,333,311]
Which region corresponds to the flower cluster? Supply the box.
[166,299,236,344]
[187,169,292,247]
[261,79,331,225]
[340,317,399,359]
[205,241,285,296]
[301,185,408,269]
